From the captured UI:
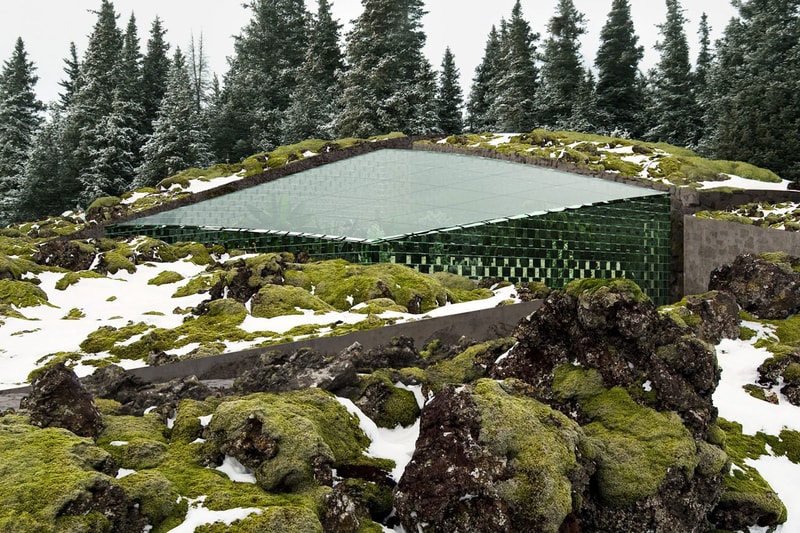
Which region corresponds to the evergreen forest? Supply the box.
[1,0,798,227]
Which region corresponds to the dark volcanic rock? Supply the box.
[57,477,146,533]
[352,336,426,371]
[33,239,96,271]
[21,362,103,439]
[493,280,719,437]
[683,290,740,344]
[757,349,800,406]
[83,364,214,416]
[709,253,800,319]
[234,346,358,395]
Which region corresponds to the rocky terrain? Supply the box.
[3,255,800,532]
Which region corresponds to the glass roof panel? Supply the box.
[119,149,664,240]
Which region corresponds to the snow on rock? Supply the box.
[699,174,790,191]
[166,495,262,532]
[214,456,257,484]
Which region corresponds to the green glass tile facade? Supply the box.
[108,194,671,305]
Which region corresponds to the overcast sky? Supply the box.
[0,0,738,105]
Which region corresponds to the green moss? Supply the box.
[426,338,515,390]
[350,298,408,314]
[54,270,106,290]
[208,389,388,492]
[739,326,757,341]
[327,315,388,336]
[102,249,137,274]
[117,470,182,526]
[0,254,42,280]
[357,372,420,428]
[195,506,323,533]
[171,399,215,444]
[472,379,587,531]
[61,307,85,320]
[716,418,787,524]
[170,242,216,265]
[0,421,121,530]
[0,279,49,307]
[173,271,222,297]
[87,196,121,211]
[553,364,699,506]
[695,210,755,225]
[250,285,334,318]
[97,414,169,469]
[80,322,152,354]
[563,278,649,303]
[297,260,448,312]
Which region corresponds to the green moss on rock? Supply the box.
[426,338,515,391]
[250,285,334,318]
[563,278,649,303]
[351,298,408,315]
[357,372,420,428]
[472,379,588,531]
[80,322,152,354]
[553,364,699,506]
[208,389,384,492]
[0,254,42,280]
[0,279,49,307]
[54,270,106,290]
[117,470,182,526]
[0,421,121,531]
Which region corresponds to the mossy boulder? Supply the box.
[291,260,448,313]
[395,379,592,532]
[0,254,41,280]
[425,337,516,391]
[0,421,143,532]
[351,297,409,314]
[354,371,420,428]
[148,270,185,286]
[250,284,334,318]
[0,279,49,308]
[207,389,385,492]
[659,290,740,344]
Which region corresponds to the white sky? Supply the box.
[0,0,738,106]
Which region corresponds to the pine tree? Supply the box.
[537,0,587,129]
[694,12,714,152]
[0,37,43,225]
[60,0,124,208]
[141,16,171,135]
[645,0,700,147]
[135,48,213,188]
[491,1,539,132]
[466,25,502,132]
[188,32,211,115]
[215,0,310,160]
[336,0,438,138]
[594,0,644,136]
[57,42,80,110]
[436,47,464,134]
[282,0,344,142]
[708,0,800,182]
[18,107,79,221]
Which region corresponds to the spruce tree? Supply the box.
[594,0,644,136]
[282,0,344,142]
[141,16,171,135]
[645,0,700,147]
[0,37,43,225]
[188,32,211,116]
[58,42,80,110]
[60,0,123,208]
[18,107,78,221]
[537,0,587,129]
[436,47,464,134]
[694,12,713,152]
[135,48,213,188]
[215,0,310,160]
[491,1,539,132]
[708,0,800,182]
[466,25,502,132]
[336,0,438,138]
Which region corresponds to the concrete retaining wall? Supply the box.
[683,216,800,295]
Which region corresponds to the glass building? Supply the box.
[109,148,671,304]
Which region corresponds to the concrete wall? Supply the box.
[127,300,540,384]
[683,216,800,295]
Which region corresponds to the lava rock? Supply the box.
[32,239,96,271]
[234,346,358,395]
[709,253,800,319]
[352,336,426,371]
[21,362,103,439]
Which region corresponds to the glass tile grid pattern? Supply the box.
[109,195,672,305]
[116,149,665,241]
